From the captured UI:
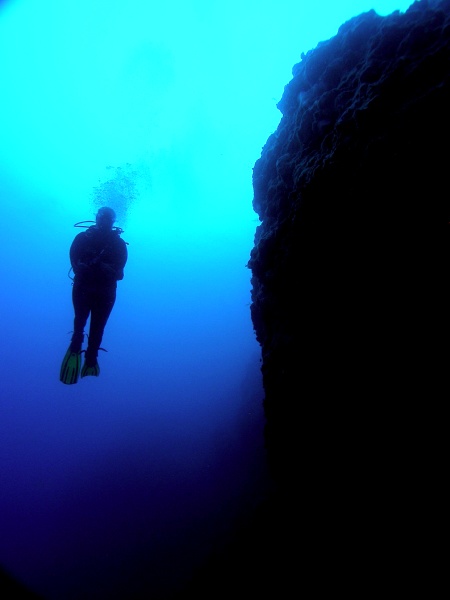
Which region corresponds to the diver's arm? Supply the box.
[114,240,128,280]
[69,233,88,274]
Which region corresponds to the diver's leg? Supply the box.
[71,283,90,352]
[85,286,116,366]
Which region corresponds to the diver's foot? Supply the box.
[60,346,82,385]
[81,360,100,377]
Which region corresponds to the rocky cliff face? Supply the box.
[169,2,450,596]
[247,0,449,590]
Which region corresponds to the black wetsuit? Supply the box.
[69,225,128,365]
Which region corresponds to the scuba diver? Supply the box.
[60,207,128,384]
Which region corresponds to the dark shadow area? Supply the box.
[0,567,45,599]
[247,0,449,593]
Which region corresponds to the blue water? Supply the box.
[0,1,414,597]
[0,175,268,598]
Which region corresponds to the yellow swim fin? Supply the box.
[60,347,82,385]
[81,360,100,378]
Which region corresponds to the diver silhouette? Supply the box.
[60,207,128,384]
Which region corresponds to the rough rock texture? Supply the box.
[246,0,449,592]
[174,2,450,598]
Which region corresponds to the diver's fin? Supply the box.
[60,347,82,385]
[80,360,100,378]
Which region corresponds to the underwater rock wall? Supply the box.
[173,3,450,596]
[248,0,450,585]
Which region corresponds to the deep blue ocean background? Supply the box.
[0,1,413,597]
[1,185,268,598]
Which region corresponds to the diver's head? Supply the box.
[96,207,116,230]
